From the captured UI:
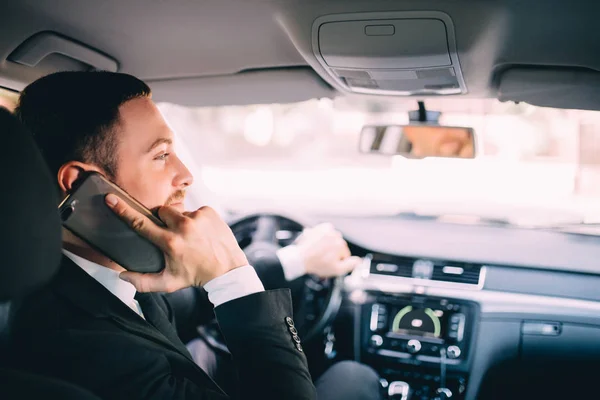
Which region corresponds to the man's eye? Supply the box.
[154,153,170,161]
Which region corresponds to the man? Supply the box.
[402,126,474,158]
[10,71,380,400]
[158,104,361,289]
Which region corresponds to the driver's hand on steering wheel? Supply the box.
[295,223,361,278]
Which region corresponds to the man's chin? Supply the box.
[169,202,185,212]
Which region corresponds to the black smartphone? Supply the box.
[58,171,166,273]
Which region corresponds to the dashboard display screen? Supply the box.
[391,306,446,338]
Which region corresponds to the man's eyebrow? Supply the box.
[146,137,173,153]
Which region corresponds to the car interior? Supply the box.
[2,0,600,399]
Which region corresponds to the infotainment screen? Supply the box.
[390,306,448,339]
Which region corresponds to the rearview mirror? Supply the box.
[359,125,476,159]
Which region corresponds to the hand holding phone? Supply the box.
[59,172,166,273]
[105,194,249,293]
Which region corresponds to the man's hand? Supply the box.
[105,194,248,293]
[295,223,361,278]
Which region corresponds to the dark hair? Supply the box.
[15,71,151,182]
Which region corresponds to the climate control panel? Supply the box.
[362,295,477,364]
[359,294,477,400]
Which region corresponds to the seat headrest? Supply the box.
[0,108,62,300]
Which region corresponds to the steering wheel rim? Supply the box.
[300,275,343,342]
[228,212,343,343]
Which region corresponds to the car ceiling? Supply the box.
[1,0,600,108]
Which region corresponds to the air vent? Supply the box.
[370,255,414,278]
[431,263,482,285]
[367,253,486,289]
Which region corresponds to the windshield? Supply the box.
[158,98,600,227]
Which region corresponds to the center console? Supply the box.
[359,293,478,400]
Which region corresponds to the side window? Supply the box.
[0,87,18,112]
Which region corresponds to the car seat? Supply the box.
[0,107,100,399]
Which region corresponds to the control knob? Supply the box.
[406,339,422,354]
[446,345,461,359]
[370,334,383,348]
[436,387,453,399]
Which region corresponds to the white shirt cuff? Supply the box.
[276,245,307,282]
[203,265,265,307]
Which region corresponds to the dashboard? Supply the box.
[228,211,600,399]
[317,215,600,400]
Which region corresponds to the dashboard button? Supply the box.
[450,313,464,324]
[370,304,387,331]
[447,345,462,359]
[437,388,453,398]
[370,334,384,348]
[406,339,422,354]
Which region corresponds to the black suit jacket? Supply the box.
[250,251,290,290]
[9,257,316,400]
[167,251,306,342]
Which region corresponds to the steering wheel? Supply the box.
[229,213,344,343]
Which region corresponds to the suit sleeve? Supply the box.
[165,287,216,343]
[166,254,304,342]
[249,251,289,290]
[215,289,317,400]
[167,250,290,340]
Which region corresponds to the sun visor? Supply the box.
[149,68,335,107]
[312,11,467,96]
[497,67,600,111]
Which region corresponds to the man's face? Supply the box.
[110,97,193,213]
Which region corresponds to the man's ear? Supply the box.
[57,162,104,194]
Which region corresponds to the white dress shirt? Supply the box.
[62,249,265,316]
[276,245,307,281]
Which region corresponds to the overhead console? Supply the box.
[311,11,467,96]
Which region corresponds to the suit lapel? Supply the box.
[108,312,197,364]
[49,256,227,395]
[52,257,195,362]
[134,292,196,361]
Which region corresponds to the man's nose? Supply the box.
[174,156,194,188]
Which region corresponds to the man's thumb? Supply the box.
[338,256,362,274]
